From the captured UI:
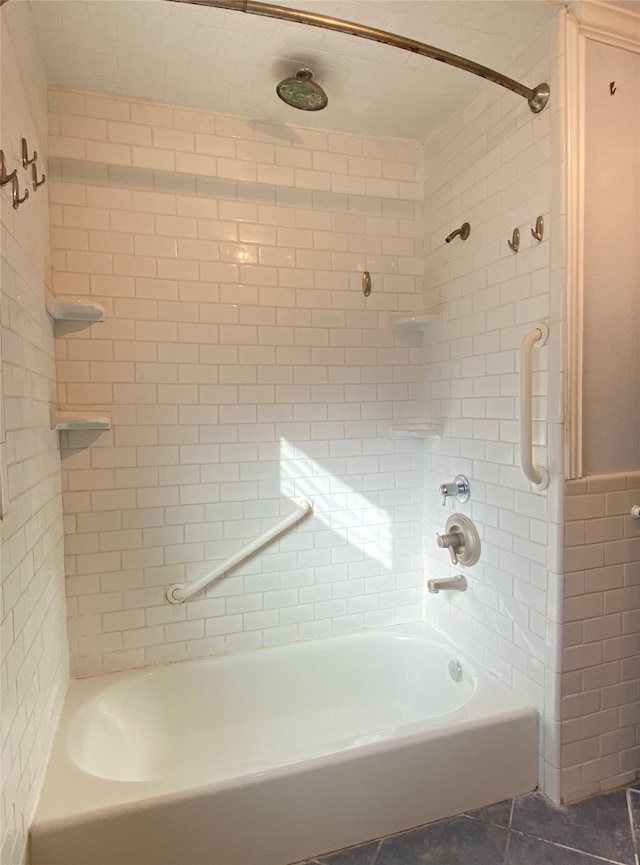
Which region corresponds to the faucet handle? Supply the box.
[436,530,464,565]
[439,482,457,506]
[438,474,470,507]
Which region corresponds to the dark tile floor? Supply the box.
[298,782,640,865]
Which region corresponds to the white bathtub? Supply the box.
[31,624,537,865]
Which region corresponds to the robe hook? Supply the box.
[31,162,46,190]
[531,216,544,242]
[12,175,29,209]
[0,150,17,187]
[21,138,37,168]
[508,227,520,253]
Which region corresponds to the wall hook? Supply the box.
[610,81,616,95]
[21,138,37,168]
[0,150,17,186]
[362,271,371,297]
[31,161,46,190]
[508,227,520,253]
[531,215,544,242]
[11,175,29,209]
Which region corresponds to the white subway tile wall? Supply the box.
[562,471,640,803]
[49,87,427,676]
[418,17,566,799]
[0,6,69,865]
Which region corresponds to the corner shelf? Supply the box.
[48,297,105,322]
[389,419,442,439]
[390,312,441,334]
[51,410,111,431]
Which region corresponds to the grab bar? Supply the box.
[166,499,313,603]
[519,322,549,490]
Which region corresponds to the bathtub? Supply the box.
[31,624,537,865]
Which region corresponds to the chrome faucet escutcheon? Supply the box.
[439,474,470,506]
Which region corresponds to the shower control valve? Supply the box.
[439,474,470,507]
[435,514,481,567]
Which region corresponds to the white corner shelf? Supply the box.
[48,297,105,322]
[389,419,442,439]
[51,410,111,431]
[390,312,441,334]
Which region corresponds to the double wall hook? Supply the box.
[21,138,37,168]
[1,141,44,207]
[509,217,544,252]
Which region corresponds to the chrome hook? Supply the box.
[0,150,17,186]
[31,161,46,191]
[508,227,520,253]
[531,216,544,242]
[11,175,29,209]
[21,138,37,168]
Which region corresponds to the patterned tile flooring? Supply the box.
[298,783,640,865]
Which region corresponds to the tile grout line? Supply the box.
[626,788,639,865]
[369,838,384,864]
[502,797,516,865]
[506,828,629,865]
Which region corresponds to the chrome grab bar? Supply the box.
[520,323,549,490]
[166,499,313,603]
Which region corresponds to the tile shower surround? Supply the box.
[49,87,427,676]
[562,472,640,803]
[1,6,69,865]
[47,13,570,799]
[418,16,565,799]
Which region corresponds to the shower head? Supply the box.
[276,68,328,111]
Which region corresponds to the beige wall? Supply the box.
[582,40,640,473]
[560,26,640,804]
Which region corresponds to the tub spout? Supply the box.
[427,574,467,594]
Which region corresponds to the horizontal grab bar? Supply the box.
[166,499,313,604]
[519,322,549,490]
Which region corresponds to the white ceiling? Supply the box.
[27,0,561,141]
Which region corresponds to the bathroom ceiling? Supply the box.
[27,0,563,141]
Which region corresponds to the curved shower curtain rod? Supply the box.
[165,0,550,113]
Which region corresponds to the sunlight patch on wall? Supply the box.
[279,438,392,569]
